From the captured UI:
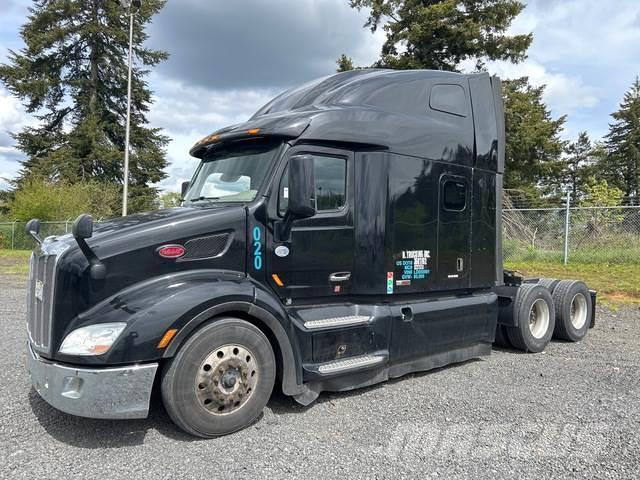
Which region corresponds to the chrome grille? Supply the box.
[26,242,66,354]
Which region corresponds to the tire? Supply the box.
[493,324,512,348]
[552,280,592,342]
[506,283,556,353]
[537,278,559,293]
[161,318,276,438]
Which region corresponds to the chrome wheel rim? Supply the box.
[195,344,258,416]
[570,293,588,330]
[529,298,550,339]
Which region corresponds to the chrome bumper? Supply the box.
[27,343,158,419]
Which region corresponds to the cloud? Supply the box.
[485,60,599,113]
[484,0,640,140]
[147,0,384,90]
[2,0,639,192]
[147,75,281,192]
[0,87,32,188]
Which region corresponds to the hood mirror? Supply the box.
[72,214,94,239]
[71,214,106,280]
[25,218,42,244]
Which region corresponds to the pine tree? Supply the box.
[0,0,169,213]
[603,77,640,198]
[502,77,566,199]
[563,131,596,199]
[347,0,532,71]
[336,54,355,72]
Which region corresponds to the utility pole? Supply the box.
[563,190,571,265]
[119,0,141,216]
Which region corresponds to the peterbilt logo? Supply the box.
[34,280,44,302]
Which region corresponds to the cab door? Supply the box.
[437,171,471,289]
[267,146,355,299]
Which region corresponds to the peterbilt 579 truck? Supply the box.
[25,69,595,438]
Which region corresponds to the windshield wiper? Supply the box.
[189,196,221,202]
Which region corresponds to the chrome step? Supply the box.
[317,354,386,374]
[303,315,370,330]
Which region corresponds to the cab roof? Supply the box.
[189,69,494,162]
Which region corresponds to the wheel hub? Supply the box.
[528,298,550,339]
[221,369,238,390]
[195,344,259,416]
[570,293,588,329]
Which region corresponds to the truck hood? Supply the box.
[89,205,238,246]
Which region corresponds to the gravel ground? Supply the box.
[1,275,639,479]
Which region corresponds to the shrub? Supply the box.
[7,179,120,221]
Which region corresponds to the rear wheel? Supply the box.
[552,280,592,342]
[161,318,276,438]
[506,284,556,353]
[537,278,559,293]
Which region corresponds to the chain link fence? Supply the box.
[503,198,640,265]
[2,203,640,264]
[0,220,78,250]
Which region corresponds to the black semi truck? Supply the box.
[25,69,595,437]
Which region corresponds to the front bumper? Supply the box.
[27,343,158,419]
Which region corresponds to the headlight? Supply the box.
[59,323,127,356]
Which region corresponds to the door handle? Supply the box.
[329,272,351,283]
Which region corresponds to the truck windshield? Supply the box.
[184,140,282,204]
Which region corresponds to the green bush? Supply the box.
[7,179,120,221]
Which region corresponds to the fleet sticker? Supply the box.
[386,272,394,294]
[394,249,431,286]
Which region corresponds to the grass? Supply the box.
[505,260,640,307]
[2,249,638,306]
[0,249,31,277]
[504,245,640,265]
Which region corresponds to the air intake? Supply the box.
[180,233,231,261]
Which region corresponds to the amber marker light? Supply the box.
[157,328,178,349]
[198,133,220,145]
[271,274,284,287]
[247,128,261,135]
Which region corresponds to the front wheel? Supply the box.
[161,318,276,438]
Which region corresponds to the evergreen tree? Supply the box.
[347,0,532,71]
[563,131,596,199]
[602,77,640,198]
[502,77,566,199]
[0,0,169,213]
[336,54,355,72]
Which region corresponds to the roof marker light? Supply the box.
[198,133,220,145]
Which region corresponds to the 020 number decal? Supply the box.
[252,226,263,270]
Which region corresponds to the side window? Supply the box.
[443,179,466,211]
[315,156,346,211]
[430,84,467,117]
[279,154,347,214]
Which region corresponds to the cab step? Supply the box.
[315,353,386,375]
[303,315,370,330]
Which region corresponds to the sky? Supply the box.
[1,0,640,192]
